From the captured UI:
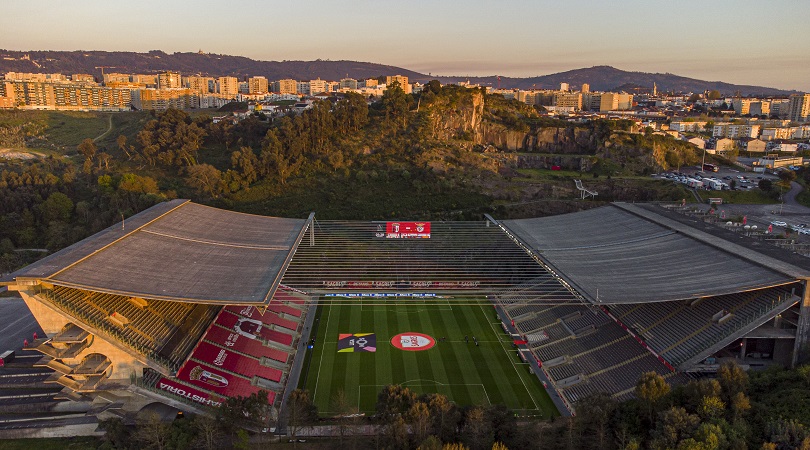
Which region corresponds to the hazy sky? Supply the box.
[2,0,809,90]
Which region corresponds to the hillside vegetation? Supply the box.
[0,83,697,273]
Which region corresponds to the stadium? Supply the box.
[2,199,810,423]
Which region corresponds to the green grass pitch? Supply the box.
[298,299,558,418]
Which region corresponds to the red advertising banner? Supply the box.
[225,305,298,330]
[217,311,294,347]
[385,222,431,239]
[193,341,282,382]
[176,361,261,399]
[157,377,224,407]
[205,324,289,363]
[320,280,480,289]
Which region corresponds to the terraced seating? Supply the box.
[608,286,797,366]
[44,286,219,371]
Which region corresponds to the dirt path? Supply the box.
[92,114,113,143]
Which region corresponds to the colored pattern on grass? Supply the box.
[299,300,558,418]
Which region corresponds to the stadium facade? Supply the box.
[3,199,810,419]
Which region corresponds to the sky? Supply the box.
[2,0,809,91]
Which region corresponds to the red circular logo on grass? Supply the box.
[391,333,436,351]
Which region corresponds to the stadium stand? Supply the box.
[4,199,810,420]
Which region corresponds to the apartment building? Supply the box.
[248,76,268,94]
[103,73,131,85]
[385,75,411,93]
[669,121,707,133]
[72,74,95,83]
[272,79,297,94]
[132,88,199,110]
[0,80,131,111]
[185,76,213,94]
[732,98,756,115]
[788,93,810,122]
[362,78,379,88]
[158,72,182,89]
[132,74,158,86]
[712,123,761,139]
[749,101,771,116]
[4,72,68,82]
[309,79,328,95]
[554,92,582,110]
[217,76,239,97]
[340,78,358,90]
[296,81,310,95]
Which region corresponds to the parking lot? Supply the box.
[652,164,779,192]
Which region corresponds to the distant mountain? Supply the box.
[0,50,797,96]
[439,66,797,96]
[0,50,425,84]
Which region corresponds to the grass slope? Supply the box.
[300,300,556,418]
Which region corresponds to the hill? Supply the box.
[439,66,797,96]
[0,50,796,96]
[0,50,425,84]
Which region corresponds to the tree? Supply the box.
[426,392,461,443]
[442,443,471,450]
[119,173,159,194]
[39,192,73,223]
[216,390,272,436]
[697,396,725,420]
[417,435,443,450]
[408,401,432,445]
[376,384,417,421]
[185,164,224,198]
[99,417,132,449]
[77,138,97,161]
[331,389,361,447]
[576,393,617,449]
[285,389,318,442]
[717,361,748,402]
[134,411,171,450]
[759,178,773,191]
[230,146,259,190]
[193,414,224,450]
[778,169,797,189]
[636,371,671,424]
[382,416,410,450]
[652,407,699,449]
[462,406,494,450]
[382,81,413,129]
[116,134,135,160]
[729,391,751,423]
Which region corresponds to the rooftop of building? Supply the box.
[2,200,311,304]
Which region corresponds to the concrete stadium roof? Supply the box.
[501,204,801,304]
[3,200,311,304]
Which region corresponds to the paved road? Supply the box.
[783,181,805,208]
[0,297,44,354]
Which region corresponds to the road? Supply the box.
[783,181,804,208]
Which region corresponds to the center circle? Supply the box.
[391,332,436,351]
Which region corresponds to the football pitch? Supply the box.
[298,299,558,418]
